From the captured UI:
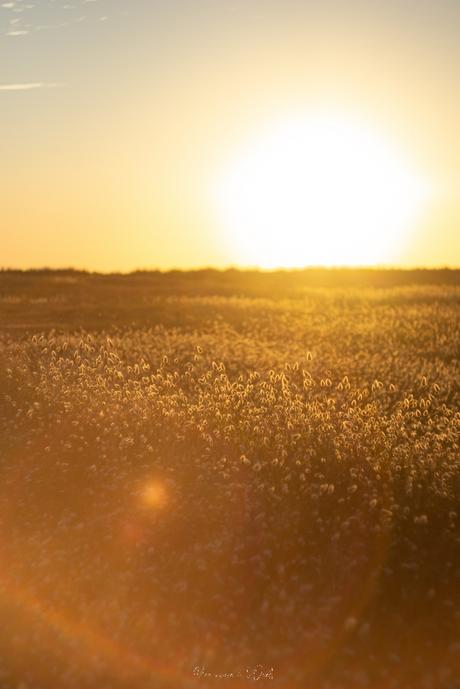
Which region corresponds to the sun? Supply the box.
[214,111,430,267]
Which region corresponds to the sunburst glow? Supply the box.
[215,112,431,267]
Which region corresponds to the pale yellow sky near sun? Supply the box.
[1,0,459,270]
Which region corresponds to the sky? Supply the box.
[1,0,459,270]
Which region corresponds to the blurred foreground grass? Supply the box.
[0,269,459,689]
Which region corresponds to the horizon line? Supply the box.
[1,265,460,275]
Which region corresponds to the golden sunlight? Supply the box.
[214,111,431,267]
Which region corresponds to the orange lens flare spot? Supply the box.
[140,481,168,510]
[121,521,145,545]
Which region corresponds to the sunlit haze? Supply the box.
[1,0,459,269]
[1,4,460,687]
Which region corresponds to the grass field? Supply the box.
[1,269,459,689]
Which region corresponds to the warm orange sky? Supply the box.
[1,0,459,270]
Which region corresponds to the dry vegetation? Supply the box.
[0,270,459,689]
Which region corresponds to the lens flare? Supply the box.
[140,480,168,510]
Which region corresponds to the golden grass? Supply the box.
[0,276,459,688]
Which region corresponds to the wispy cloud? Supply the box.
[0,82,63,92]
[1,0,113,36]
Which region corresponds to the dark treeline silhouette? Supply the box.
[1,267,459,330]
